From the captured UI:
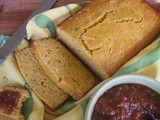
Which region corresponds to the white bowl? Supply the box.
[84,74,160,120]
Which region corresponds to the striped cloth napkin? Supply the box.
[0,2,160,120]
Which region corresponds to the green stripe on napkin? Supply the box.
[59,98,76,113]
[0,35,10,47]
[80,97,90,115]
[22,83,34,120]
[35,15,56,37]
[65,5,73,15]
[114,42,160,76]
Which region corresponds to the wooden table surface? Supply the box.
[0,0,85,35]
[0,0,160,35]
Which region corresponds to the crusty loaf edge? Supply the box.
[57,0,160,79]
[57,28,109,80]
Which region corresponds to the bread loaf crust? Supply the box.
[57,0,160,79]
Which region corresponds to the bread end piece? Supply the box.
[0,86,29,120]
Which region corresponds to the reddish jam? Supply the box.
[92,84,160,120]
[0,90,20,114]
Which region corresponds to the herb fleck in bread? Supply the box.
[15,47,69,110]
[0,86,29,120]
[57,0,160,79]
[32,38,95,100]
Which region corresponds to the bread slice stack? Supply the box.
[57,0,160,79]
[0,86,29,120]
[32,38,95,100]
[16,37,95,109]
[15,47,69,110]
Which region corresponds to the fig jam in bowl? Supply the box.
[85,74,160,120]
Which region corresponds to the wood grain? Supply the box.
[0,0,159,35]
[0,0,85,35]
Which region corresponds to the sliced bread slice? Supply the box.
[0,86,29,120]
[15,47,69,110]
[32,38,95,100]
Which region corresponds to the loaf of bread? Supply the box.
[57,0,160,79]
[0,86,29,120]
[32,38,95,100]
[15,47,69,110]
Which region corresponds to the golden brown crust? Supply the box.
[57,0,160,78]
[0,86,29,120]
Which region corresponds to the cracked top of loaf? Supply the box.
[57,0,160,78]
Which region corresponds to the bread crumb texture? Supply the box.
[33,38,95,100]
[16,47,68,110]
